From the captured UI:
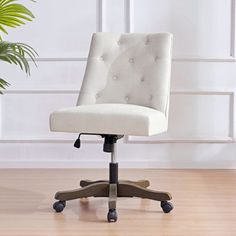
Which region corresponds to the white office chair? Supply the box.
[50,32,173,222]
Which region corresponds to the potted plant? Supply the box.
[0,0,37,93]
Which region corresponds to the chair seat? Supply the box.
[50,104,167,136]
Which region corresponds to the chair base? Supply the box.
[53,179,173,222]
[55,179,171,201]
[53,135,173,222]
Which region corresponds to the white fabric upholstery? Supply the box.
[50,104,168,136]
[50,32,173,136]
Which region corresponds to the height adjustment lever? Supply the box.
[73,133,104,149]
[74,134,81,148]
[74,133,124,151]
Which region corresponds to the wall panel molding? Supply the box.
[126,0,236,62]
[1,1,235,169]
[1,90,235,144]
[30,58,87,62]
[23,0,104,62]
[3,90,79,94]
[231,0,236,57]
[124,0,131,33]
[126,90,236,144]
[97,0,104,32]
[27,0,236,62]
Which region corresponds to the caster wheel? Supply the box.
[107,209,117,222]
[161,201,173,213]
[53,200,66,213]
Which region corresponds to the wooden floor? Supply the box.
[0,169,236,236]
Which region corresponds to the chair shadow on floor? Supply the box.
[63,197,164,223]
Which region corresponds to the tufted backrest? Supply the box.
[77,32,173,117]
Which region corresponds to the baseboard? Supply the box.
[0,160,235,169]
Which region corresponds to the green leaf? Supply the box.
[0,77,10,94]
[0,0,34,35]
[0,41,38,75]
[0,0,37,94]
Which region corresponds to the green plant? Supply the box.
[0,0,37,93]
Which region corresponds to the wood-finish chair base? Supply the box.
[53,179,173,218]
[55,179,171,201]
[79,179,150,188]
[53,135,174,222]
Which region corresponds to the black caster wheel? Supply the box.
[107,209,118,222]
[53,200,66,213]
[161,201,174,213]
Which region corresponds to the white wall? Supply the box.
[0,0,236,168]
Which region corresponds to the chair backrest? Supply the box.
[77,32,173,117]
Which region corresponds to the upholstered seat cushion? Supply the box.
[50,104,168,136]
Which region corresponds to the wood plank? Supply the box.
[0,169,235,236]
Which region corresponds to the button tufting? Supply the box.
[95,93,100,99]
[145,38,150,45]
[100,56,104,61]
[125,96,130,102]
[129,58,134,63]
[154,56,159,61]
[112,75,118,80]
[140,76,145,82]
[149,95,153,100]
[117,40,121,46]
